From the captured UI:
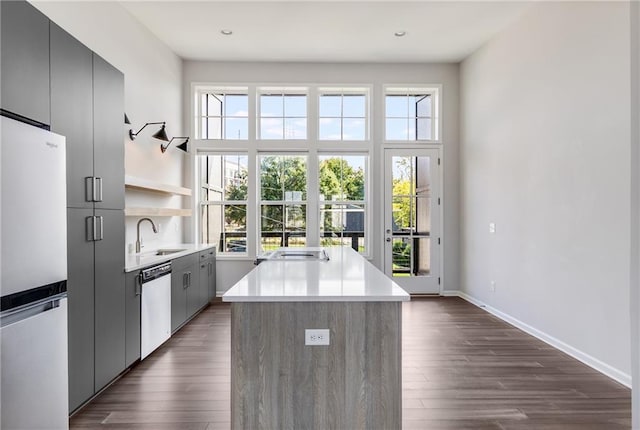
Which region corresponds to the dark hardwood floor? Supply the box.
[70,297,631,429]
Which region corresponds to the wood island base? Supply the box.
[230,301,402,430]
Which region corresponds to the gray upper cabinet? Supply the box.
[0,0,50,125]
[94,209,126,392]
[93,54,125,211]
[50,24,94,209]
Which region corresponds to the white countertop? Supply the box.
[223,247,410,302]
[125,243,215,272]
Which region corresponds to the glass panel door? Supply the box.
[384,148,441,294]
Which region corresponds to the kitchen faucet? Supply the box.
[136,218,158,253]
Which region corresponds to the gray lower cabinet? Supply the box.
[94,209,126,391]
[66,209,95,412]
[171,254,202,333]
[199,248,217,301]
[125,271,141,368]
[0,0,50,125]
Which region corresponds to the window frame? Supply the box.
[198,152,250,256]
[383,85,442,143]
[257,86,309,141]
[257,152,309,253]
[317,87,370,141]
[318,153,369,255]
[194,85,249,140]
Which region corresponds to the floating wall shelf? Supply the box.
[124,207,192,217]
[124,175,191,196]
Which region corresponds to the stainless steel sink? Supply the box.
[268,249,330,261]
[155,249,186,256]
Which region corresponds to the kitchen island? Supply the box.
[223,246,409,430]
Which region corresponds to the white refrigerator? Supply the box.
[0,115,69,429]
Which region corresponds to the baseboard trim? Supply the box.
[451,290,631,388]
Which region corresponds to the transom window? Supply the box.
[318,88,368,141]
[195,87,248,140]
[385,87,439,141]
[258,88,307,140]
[199,154,248,254]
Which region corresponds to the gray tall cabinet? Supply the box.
[49,23,125,412]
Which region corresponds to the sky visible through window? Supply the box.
[385,94,432,140]
[260,94,307,139]
[319,94,366,140]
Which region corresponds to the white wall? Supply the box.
[183,61,460,293]
[31,1,186,252]
[460,2,631,382]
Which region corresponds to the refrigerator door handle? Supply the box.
[1,295,64,328]
[95,177,103,202]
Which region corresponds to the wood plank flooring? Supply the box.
[70,297,631,429]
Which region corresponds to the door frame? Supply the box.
[381,146,444,295]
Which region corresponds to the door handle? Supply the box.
[386,238,391,242]
[95,177,103,202]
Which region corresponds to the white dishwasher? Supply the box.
[140,262,172,360]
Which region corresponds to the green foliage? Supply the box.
[392,158,412,230]
[319,157,365,232]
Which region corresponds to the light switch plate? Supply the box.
[305,329,330,346]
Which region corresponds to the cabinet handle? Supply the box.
[135,274,142,297]
[85,216,94,241]
[85,177,94,202]
[95,177,103,202]
[183,273,188,289]
[96,216,104,241]
[188,272,191,287]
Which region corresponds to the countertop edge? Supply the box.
[124,244,216,272]
[222,295,410,302]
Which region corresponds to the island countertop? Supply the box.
[222,247,410,302]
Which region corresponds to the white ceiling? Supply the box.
[120,1,531,63]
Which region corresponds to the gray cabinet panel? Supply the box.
[125,271,141,368]
[171,258,188,333]
[0,0,50,125]
[93,54,124,210]
[208,256,217,301]
[50,23,94,209]
[67,209,95,413]
[94,209,125,391]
